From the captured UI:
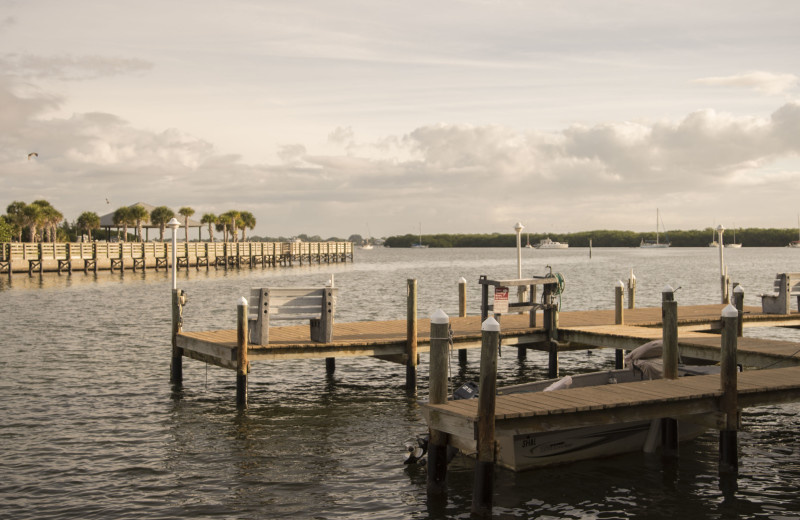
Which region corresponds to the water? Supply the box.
[2,247,800,519]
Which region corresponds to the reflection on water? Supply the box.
[1,247,800,518]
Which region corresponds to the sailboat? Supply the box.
[790,215,800,248]
[411,223,428,248]
[709,223,719,247]
[525,233,533,248]
[639,209,671,248]
[360,224,374,249]
[725,226,742,248]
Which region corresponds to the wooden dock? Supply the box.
[0,240,353,276]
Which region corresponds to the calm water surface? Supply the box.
[2,247,799,519]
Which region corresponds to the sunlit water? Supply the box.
[1,247,799,519]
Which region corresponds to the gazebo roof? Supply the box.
[99,202,203,228]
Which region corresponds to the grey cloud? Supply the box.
[1,53,153,81]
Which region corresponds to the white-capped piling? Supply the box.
[628,269,636,309]
[472,317,500,519]
[427,309,450,496]
[719,304,740,473]
[615,280,626,369]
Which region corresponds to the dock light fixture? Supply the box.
[167,217,181,290]
[514,222,524,279]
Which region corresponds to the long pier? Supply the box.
[0,240,353,276]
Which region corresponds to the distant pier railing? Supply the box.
[0,241,354,276]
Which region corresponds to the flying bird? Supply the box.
[28,152,38,160]
[106,198,110,204]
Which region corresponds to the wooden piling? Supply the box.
[471,317,500,519]
[170,288,183,383]
[661,285,679,456]
[628,270,636,309]
[406,279,418,392]
[732,284,744,337]
[458,277,468,364]
[427,310,450,496]
[615,280,625,369]
[236,297,249,409]
[720,304,739,473]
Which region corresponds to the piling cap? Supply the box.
[458,277,467,284]
[616,280,625,288]
[238,296,248,306]
[431,309,450,324]
[734,285,744,293]
[481,316,501,332]
[722,303,739,318]
[662,284,674,293]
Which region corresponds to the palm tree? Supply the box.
[222,210,240,242]
[216,213,232,242]
[240,211,256,242]
[32,200,63,243]
[6,201,27,242]
[201,213,217,242]
[129,204,150,242]
[149,206,175,242]
[21,204,43,242]
[178,206,195,243]
[76,211,100,242]
[113,206,132,242]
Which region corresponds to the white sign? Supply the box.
[494,286,509,313]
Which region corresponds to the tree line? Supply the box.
[1,200,257,244]
[383,228,800,248]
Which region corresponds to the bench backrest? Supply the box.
[248,287,337,345]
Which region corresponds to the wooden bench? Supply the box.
[248,286,337,345]
[760,272,800,314]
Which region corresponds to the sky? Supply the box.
[2,0,800,239]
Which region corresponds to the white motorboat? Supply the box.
[415,341,715,471]
[535,237,568,249]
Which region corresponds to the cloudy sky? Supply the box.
[2,0,799,238]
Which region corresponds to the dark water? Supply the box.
[2,247,799,519]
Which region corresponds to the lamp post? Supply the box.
[168,217,181,291]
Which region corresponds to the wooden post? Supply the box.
[170,288,184,383]
[719,304,739,473]
[406,279,418,392]
[458,277,468,364]
[544,283,559,378]
[732,284,744,337]
[237,296,249,409]
[427,309,450,496]
[471,317,500,519]
[614,281,625,369]
[661,285,679,457]
[628,269,636,309]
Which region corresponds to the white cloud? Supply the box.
[694,71,799,95]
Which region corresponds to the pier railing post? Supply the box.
[237,296,249,409]
[458,277,468,364]
[614,280,625,369]
[661,284,679,456]
[472,317,500,519]
[428,309,450,496]
[406,279,418,393]
[719,304,739,473]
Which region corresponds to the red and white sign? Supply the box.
[494,286,509,313]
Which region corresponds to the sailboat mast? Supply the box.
[656,208,659,245]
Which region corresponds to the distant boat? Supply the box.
[412,223,428,248]
[725,227,742,248]
[535,237,568,249]
[525,233,533,248]
[640,209,671,248]
[360,225,374,249]
[709,224,718,247]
